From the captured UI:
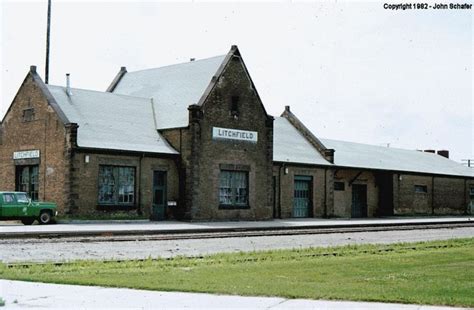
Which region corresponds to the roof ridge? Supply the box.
[126,54,227,75]
[47,84,152,101]
[320,137,433,154]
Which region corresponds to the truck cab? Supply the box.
[0,192,57,225]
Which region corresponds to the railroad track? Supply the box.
[1,221,472,243]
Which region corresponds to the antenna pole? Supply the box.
[45,0,51,84]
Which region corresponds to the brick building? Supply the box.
[1,46,473,220]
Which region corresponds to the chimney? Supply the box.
[66,73,72,96]
[285,105,290,112]
[30,65,37,73]
[437,150,449,159]
[190,58,195,62]
[424,149,435,153]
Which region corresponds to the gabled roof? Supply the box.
[322,138,474,177]
[273,117,332,166]
[278,110,474,178]
[46,85,178,154]
[2,66,69,125]
[111,55,226,129]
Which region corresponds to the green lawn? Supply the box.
[1,238,473,307]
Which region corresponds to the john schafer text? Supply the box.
[384,3,472,10]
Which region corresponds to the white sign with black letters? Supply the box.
[13,150,40,160]
[212,127,258,143]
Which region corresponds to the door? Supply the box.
[15,165,39,201]
[1,193,19,217]
[352,184,368,218]
[293,176,312,218]
[151,171,167,221]
[469,187,474,214]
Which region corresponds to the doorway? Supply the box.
[351,184,368,218]
[151,170,167,221]
[15,165,39,201]
[293,176,312,218]
[469,187,474,215]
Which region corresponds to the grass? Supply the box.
[1,238,473,307]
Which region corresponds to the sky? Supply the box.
[1,0,472,163]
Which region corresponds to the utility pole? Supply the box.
[45,0,52,84]
[461,159,474,167]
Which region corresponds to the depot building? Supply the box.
[1,46,473,220]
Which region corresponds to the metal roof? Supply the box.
[112,55,226,129]
[273,117,332,166]
[321,138,474,177]
[274,117,473,177]
[46,85,178,154]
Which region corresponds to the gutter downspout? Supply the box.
[278,164,284,219]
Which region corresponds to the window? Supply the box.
[219,170,248,208]
[16,193,29,203]
[22,108,35,122]
[414,185,428,193]
[334,181,345,191]
[98,166,135,205]
[230,96,239,117]
[3,194,14,203]
[470,187,474,197]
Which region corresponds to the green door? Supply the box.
[469,187,474,214]
[293,176,312,218]
[151,171,167,221]
[1,193,20,217]
[351,184,368,218]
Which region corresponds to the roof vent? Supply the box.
[190,58,195,62]
[437,150,449,159]
[66,73,72,96]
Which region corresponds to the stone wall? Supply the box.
[185,53,274,220]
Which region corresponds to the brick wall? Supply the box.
[70,151,179,217]
[333,170,378,217]
[273,165,331,218]
[0,73,71,213]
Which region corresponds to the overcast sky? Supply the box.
[1,0,472,163]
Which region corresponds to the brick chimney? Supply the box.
[437,150,449,159]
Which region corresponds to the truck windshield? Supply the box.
[16,193,29,203]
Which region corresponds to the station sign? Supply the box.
[212,127,258,143]
[13,150,40,160]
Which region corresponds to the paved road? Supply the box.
[1,227,472,263]
[0,280,462,309]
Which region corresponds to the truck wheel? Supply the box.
[39,211,52,225]
[21,218,35,225]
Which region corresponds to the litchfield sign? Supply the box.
[13,150,40,160]
[212,127,258,143]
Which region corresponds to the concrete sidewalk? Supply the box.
[0,280,464,309]
[0,216,472,238]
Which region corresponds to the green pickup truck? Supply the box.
[0,192,58,225]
